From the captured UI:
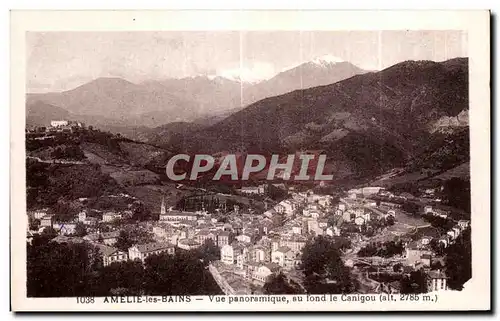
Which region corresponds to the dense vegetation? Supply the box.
[357,241,405,258]
[445,228,471,290]
[26,160,122,209]
[263,273,303,294]
[300,235,356,294]
[27,236,222,297]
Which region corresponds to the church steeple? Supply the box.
[160,196,166,215]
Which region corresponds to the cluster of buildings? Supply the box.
[28,208,133,236]
[28,180,471,294]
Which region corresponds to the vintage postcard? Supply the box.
[10,10,490,311]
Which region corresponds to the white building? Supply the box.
[274,200,295,216]
[50,120,69,127]
[427,270,449,292]
[253,263,280,283]
[128,242,175,263]
[271,246,294,268]
[160,210,198,222]
[53,222,77,235]
[221,243,246,266]
[102,212,122,223]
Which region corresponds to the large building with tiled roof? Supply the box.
[128,242,175,263]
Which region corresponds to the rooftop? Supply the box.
[134,242,175,253]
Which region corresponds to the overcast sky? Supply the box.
[27,30,467,93]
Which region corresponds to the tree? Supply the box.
[393,263,403,273]
[402,202,421,215]
[29,218,41,231]
[400,269,427,294]
[41,226,58,239]
[263,273,303,294]
[115,231,133,252]
[386,215,395,226]
[131,201,152,221]
[300,235,356,294]
[75,222,87,237]
[27,241,100,297]
[445,228,471,290]
[442,178,471,213]
[143,251,221,295]
[198,239,220,263]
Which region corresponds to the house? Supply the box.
[29,209,49,220]
[458,220,470,230]
[236,234,253,244]
[291,225,302,235]
[271,246,294,269]
[274,200,295,216]
[128,242,175,263]
[420,236,433,246]
[51,235,86,244]
[280,235,307,254]
[405,243,432,266]
[217,231,234,248]
[196,230,217,245]
[318,218,328,228]
[252,263,281,283]
[361,186,384,196]
[40,215,54,228]
[50,120,69,127]
[221,244,235,265]
[438,236,449,248]
[84,231,120,246]
[83,217,99,226]
[433,209,449,219]
[354,216,365,226]
[338,204,346,211]
[424,206,433,214]
[261,219,274,235]
[236,250,247,269]
[244,261,261,279]
[420,254,432,267]
[177,238,202,251]
[427,270,449,292]
[53,222,77,235]
[102,212,122,223]
[95,244,128,267]
[250,246,267,263]
[447,230,458,241]
[343,211,354,222]
[326,226,340,237]
[263,209,277,219]
[239,186,265,195]
[221,243,246,266]
[271,237,281,252]
[78,211,87,222]
[310,211,320,219]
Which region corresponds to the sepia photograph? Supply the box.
[10,10,490,312]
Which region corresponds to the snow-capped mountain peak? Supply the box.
[311,54,346,66]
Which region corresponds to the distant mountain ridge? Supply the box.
[242,55,368,105]
[26,55,369,128]
[178,58,469,180]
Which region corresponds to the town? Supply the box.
[26,120,471,296]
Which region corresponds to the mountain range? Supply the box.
[26,55,368,128]
[26,56,469,183]
[173,58,469,180]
